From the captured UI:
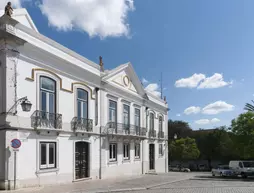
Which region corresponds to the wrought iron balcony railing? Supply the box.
[105,122,146,136]
[71,117,93,132]
[158,131,165,138]
[31,110,62,129]
[149,130,157,138]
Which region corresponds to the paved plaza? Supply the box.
[1,173,254,193]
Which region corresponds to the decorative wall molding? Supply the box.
[25,68,95,99]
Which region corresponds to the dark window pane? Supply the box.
[49,143,55,165]
[83,102,88,119]
[41,77,55,91]
[40,143,46,165]
[49,93,55,113]
[113,145,116,159]
[109,101,116,109]
[78,89,88,101]
[41,91,47,112]
[78,101,82,118]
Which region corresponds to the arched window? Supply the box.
[77,88,88,119]
[40,76,56,114]
[159,116,163,132]
[150,113,154,131]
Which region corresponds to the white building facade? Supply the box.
[0,9,168,190]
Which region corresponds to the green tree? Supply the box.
[231,112,254,159]
[231,112,254,135]
[169,137,200,161]
[168,120,192,139]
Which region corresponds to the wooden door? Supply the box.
[75,142,89,179]
[149,144,155,170]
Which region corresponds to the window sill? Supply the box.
[122,159,130,163]
[108,161,118,165]
[159,155,164,158]
[134,158,141,161]
[36,168,59,175]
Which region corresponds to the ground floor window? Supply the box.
[123,143,130,160]
[109,143,117,161]
[135,143,140,159]
[159,144,163,156]
[40,142,56,169]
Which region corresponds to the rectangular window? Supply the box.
[109,143,117,162]
[159,117,163,132]
[135,143,140,159]
[159,144,163,156]
[123,143,130,160]
[150,113,154,130]
[123,104,130,126]
[109,100,117,123]
[135,108,140,135]
[40,142,56,169]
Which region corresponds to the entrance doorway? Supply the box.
[149,144,155,170]
[75,142,89,179]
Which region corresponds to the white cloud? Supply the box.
[198,73,232,89]
[184,106,201,115]
[175,73,205,88]
[195,118,221,125]
[38,0,134,39]
[176,114,181,117]
[175,73,232,89]
[145,83,161,97]
[195,119,210,125]
[202,101,234,115]
[142,78,148,84]
[211,118,220,123]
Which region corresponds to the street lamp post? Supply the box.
[6,96,32,115]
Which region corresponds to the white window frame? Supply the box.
[159,144,163,156]
[76,88,88,119]
[135,143,140,159]
[150,113,155,130]
[109,143,117,162]
[123,143,130,160]
[109,100,117,123]
[123,104,130,126]
[159,116,163,132]
[40,142,56,169]
[40,76,56,113]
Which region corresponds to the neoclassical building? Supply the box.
[0,9,168,190]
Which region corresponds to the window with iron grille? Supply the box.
[109,143,117,161]
[123,143,130,160]
[40,142,56,169]
[159,144,163,156]
[135,143,140,159]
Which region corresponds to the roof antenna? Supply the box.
[160,72,163,99]
[99,56,104,72]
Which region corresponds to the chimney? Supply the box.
[99,56,104,72]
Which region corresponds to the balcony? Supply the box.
[148,130,156,138]
[31,110,62,129]
[71,117,93,132]
[158,131,165,139]
[105,122,146,137]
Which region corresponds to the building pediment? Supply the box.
[102,63,146,97]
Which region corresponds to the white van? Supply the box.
[229,161,254,178]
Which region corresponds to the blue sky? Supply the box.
[6,0,254,129]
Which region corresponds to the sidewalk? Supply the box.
[1,172,194,193]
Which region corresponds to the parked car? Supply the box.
[229,160,254,178]
[212,165,234,177]
[169,165,191,172]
